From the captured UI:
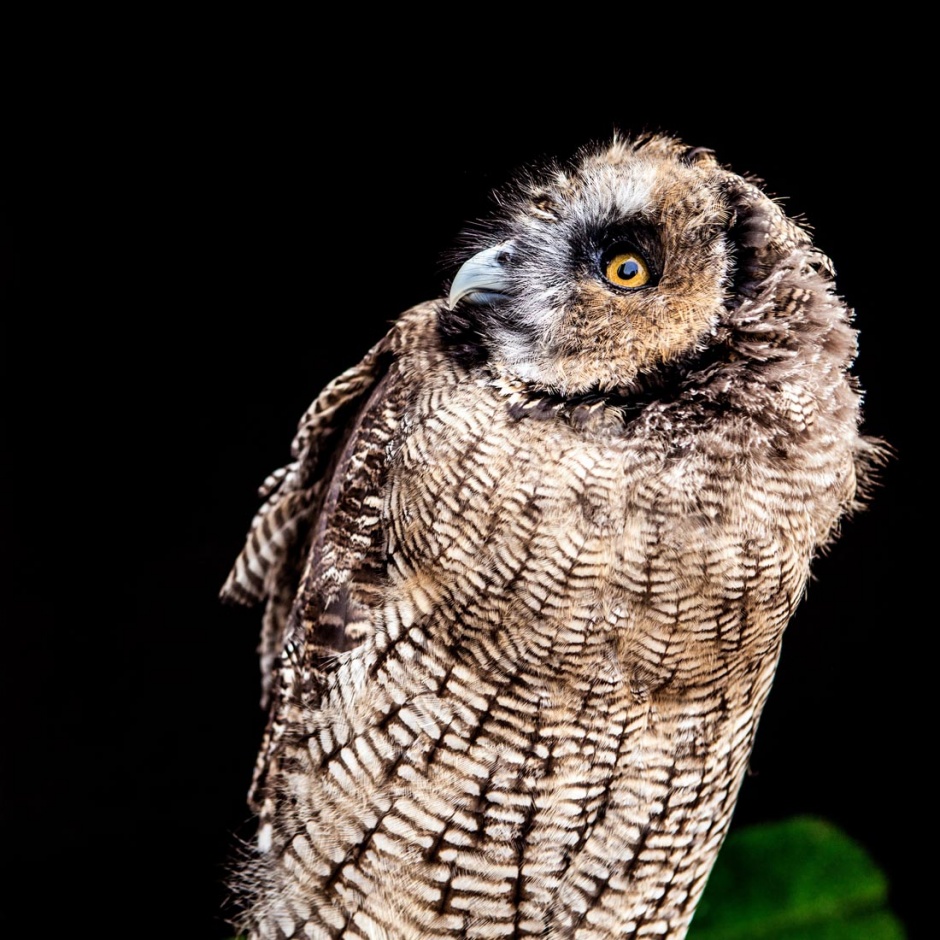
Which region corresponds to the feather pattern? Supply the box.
[223,134,886,939]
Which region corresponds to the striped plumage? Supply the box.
[222,134,884,939]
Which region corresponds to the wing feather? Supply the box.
[220,328,397,708]
[222,303,439,814]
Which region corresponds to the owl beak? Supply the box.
[448,241,515,308]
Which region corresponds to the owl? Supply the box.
[221,133,884,939]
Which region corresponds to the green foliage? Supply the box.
[688,816,905,939]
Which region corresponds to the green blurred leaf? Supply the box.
[688,816,906,939]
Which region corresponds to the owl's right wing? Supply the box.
[221,305,437,809]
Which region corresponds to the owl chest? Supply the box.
[380,379,806,687]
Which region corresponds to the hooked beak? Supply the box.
[447,241,516,308]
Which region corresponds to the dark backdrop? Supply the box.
[4,60,922,938]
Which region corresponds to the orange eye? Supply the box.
[604,251,651,289]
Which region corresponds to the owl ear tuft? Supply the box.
[682,146,718,168]
[720,175,820,301]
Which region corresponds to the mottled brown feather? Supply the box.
[223,134,885,939]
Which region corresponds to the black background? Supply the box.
[4,53,924,938]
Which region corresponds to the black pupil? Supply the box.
[618,259,640,280]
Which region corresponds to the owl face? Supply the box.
[444,137,739,395]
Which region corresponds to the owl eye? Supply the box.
[603,249,651,289]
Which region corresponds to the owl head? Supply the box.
[440,134,846,400]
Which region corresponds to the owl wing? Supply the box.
[221,306,430,809]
